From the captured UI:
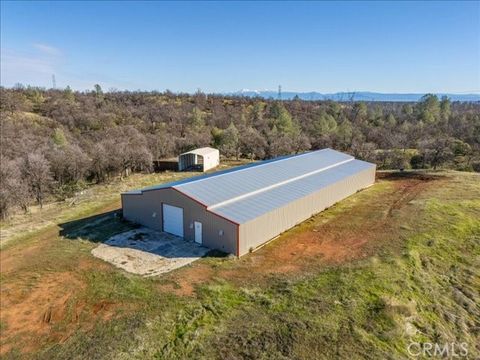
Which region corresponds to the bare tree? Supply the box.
[21,152,53,208]
[0,157,31,218]
[48,144,90,185]
[89,143,111,183]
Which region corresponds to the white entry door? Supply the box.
[162,204,184,237]
[194,221,202,244]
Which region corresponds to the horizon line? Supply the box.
[1,84,479,96]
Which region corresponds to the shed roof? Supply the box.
[124,148,375,223]
[180,147,219,157]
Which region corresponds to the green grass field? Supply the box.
[1,170,479,359]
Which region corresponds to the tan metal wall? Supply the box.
[122,188,238,254]
[238,166,376,256]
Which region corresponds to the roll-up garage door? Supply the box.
[162,204,184,237]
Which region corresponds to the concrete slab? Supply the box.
[91,227,209,276]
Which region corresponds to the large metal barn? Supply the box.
[121,148,376,257]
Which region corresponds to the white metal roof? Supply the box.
[180,147,219,157]
[176,149,353,207]
[213,159,373,223]
[124,148,375,224]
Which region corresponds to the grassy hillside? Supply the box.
[1,171,479,359]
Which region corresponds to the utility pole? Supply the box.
[278,85,282,101]
[52,74,56,89]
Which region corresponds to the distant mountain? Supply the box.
[223,90,480,102]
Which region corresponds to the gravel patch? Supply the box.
[91,227,209,276]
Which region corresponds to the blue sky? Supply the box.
[1,1,479,93]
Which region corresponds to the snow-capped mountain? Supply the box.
[223,90,480,102]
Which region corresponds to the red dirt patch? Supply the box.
[158,265,215,296]
[0,272,84,354]
[0,270,121,355]
[0,253,120,356]
[0,202,128,355]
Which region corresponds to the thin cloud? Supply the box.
[0,48,56,86]
[33,43,62,57]
[0,44,136,90]
[1,44,63,87]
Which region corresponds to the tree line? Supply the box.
[1,85,479,219]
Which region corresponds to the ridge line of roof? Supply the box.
[174,148,334,189]
[207,157,355,211]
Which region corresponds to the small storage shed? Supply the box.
[122,148,376,257]
[178,147,219,172]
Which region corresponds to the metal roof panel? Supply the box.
[175,148,353,206]
[213,159,374,223]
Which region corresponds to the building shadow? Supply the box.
[59,209,228,259]
[377,170,445,182]
[59,209,134,243]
